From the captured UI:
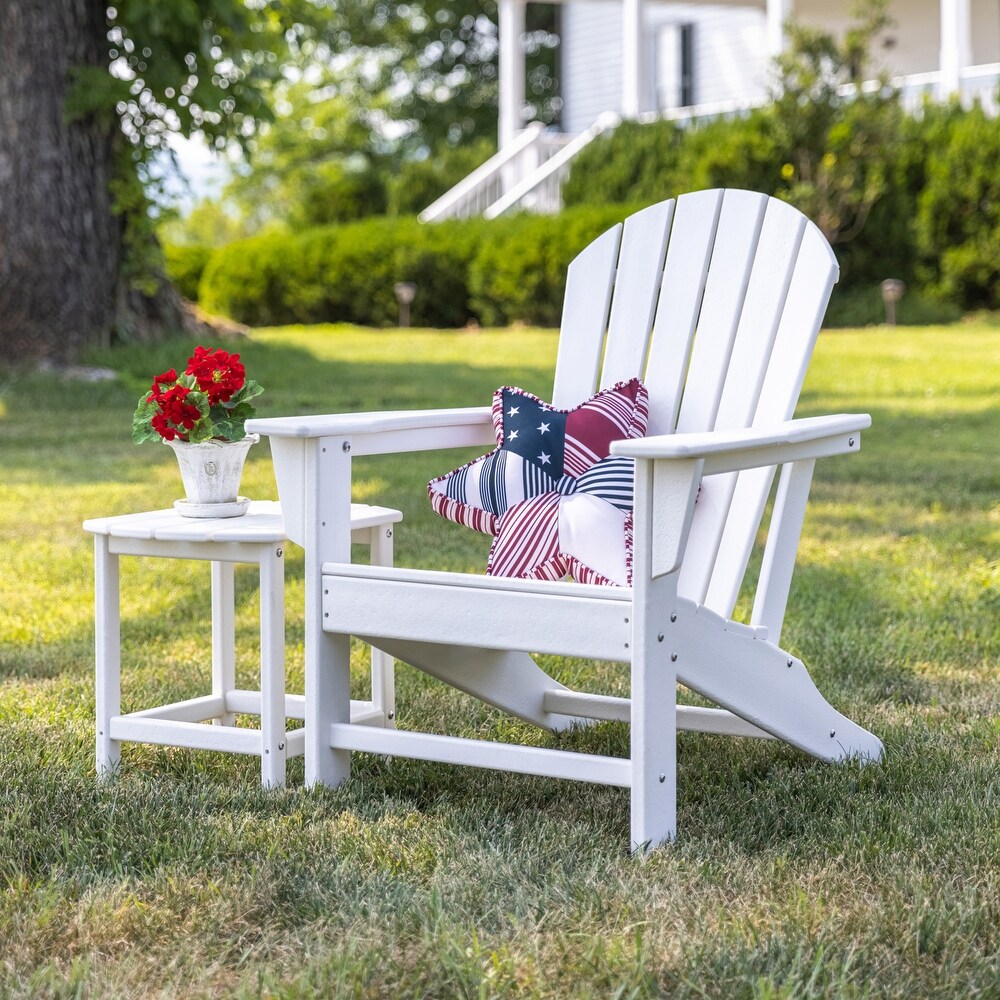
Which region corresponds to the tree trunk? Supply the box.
[0,0,201,364]
[0,0,124,362]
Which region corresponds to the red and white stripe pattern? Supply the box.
[429,379,649,586]
[488,493,567,582]
[563,382,648,477]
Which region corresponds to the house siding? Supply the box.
[560,2,768,134]
[792,0,999,76]
[558,0,1000,137]
[561,2,625,133]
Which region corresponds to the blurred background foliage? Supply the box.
[162,0,997,329]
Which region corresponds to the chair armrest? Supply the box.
[247,407,495,549]
[247,406,491,439]
[611,413,870,474]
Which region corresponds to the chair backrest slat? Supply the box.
[552,223,622,408]
[699,220,838,614]
[715,198,808,432]
[599,200,674,388]
[679,196,809,605]
[554,188,839,620]
[752,225,839,427]
[674,190,769,435]
[643,189,723,435]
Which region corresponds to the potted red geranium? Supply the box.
[133,346,264,516]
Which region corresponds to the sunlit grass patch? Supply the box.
[0,321,998,996]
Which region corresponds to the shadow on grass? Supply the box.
[0,332,554,486]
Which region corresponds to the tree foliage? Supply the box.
[222,2,559,230]
[771,0,901,245]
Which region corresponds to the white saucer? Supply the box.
[174,497,252,519]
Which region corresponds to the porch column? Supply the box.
[499,0,527,148]
[939,0,972,97]
[622,0,643,118]
[766,0,792,57]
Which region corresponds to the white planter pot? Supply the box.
[165,434,258,514]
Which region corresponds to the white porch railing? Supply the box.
[418,122,574,223]
[483,112,621,220]
[896,61,1000,115]
[422,63,1000,222]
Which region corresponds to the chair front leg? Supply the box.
[304,436,354,788]
[628,455,703,850]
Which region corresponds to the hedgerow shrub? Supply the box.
[199,229,300,326]
[468,204,638,326]
[562,113,783,209]
[199,217,493,328]
[563,104,918,295]
[561,120,690,206]
[915,103,1000,309]
[198,95,1000,328]
[198,206,639,329]
[387,139,497,217]
[162,243,213,301]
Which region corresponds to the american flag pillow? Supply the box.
[428,379,648,586]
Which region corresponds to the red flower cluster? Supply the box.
[186,346,246,404]
[137,346,257,444]
[150,384,202,441]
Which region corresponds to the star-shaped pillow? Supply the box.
[428,379,648,586]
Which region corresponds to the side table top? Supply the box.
[84,500,401,545]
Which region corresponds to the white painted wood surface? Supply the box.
[644,189,723,435]
[248,189,882,849]
[553,224,622,407]
[600,200,673,388]
[85,501,401,787]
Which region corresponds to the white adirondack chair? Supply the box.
[247,189,883,850]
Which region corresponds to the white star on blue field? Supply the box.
[501,389,567,477]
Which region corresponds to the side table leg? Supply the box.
[259,544,286,788]
[369,524,396,729]
[94,535,121,780]
[211,561,237,727]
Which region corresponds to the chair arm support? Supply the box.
[611,413,870,475]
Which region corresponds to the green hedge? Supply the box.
[196,102,999,326]
[561,103,999,310]
[199,217,490,329]
[468,205,633,326]
[561,114,784,209]
[915,104,1000,309]
[198,205,638,329]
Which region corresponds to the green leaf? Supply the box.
[229,379,264,406]
[210,415,247,441]
[185,415,217,443]
[132,392,161,444]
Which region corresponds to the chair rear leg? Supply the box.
[367,523,396,728]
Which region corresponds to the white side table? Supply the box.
[84,500,402,787]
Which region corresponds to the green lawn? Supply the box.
[1,322,998,998]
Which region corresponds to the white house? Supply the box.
[423,0,1000,221]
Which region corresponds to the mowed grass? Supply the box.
[0,322,998,998]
